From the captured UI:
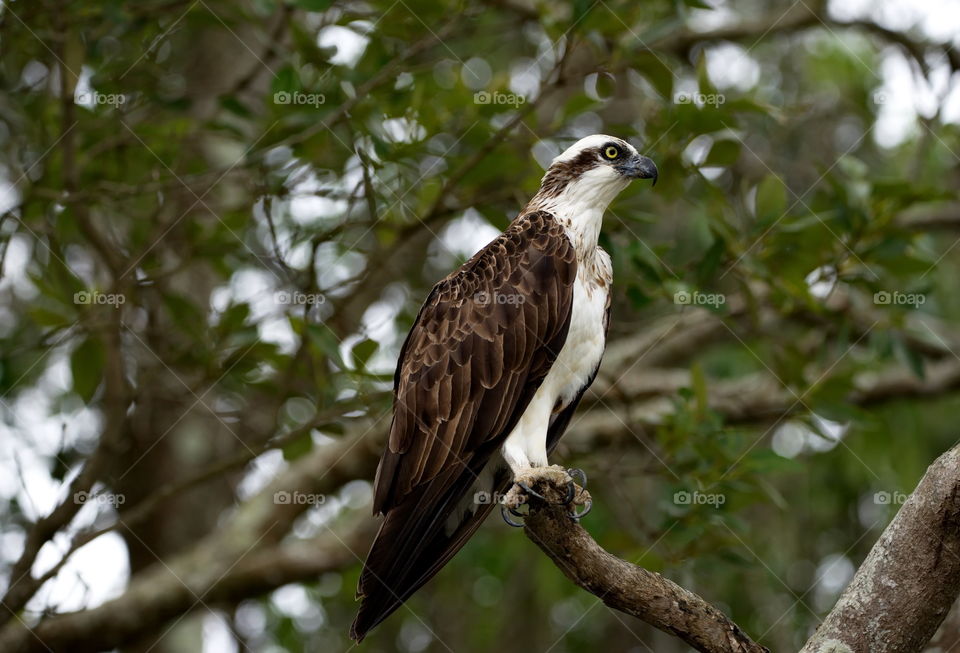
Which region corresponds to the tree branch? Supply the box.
[0,519,374,653]
[0,424,381,652]
[800,445,960,653]
[512,443,960,653]
[519,472,768,653]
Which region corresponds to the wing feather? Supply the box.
[355,211,577,641]
[371,210,576,513]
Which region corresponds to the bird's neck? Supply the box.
[525,180,625,262]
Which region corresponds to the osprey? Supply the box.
[351,134,657,641]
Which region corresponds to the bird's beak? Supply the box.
[616,154,658,186]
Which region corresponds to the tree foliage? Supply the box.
[1,0,960,651]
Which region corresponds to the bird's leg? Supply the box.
[500,465,593,525]
[500,466,563,527]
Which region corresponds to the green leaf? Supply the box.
[220,96,253,117]
[29,307,73,328]
[219,302,251,331]
[71,337,104,402]
[690,362,708,418]
[895,337,926,380]
[703,140,741,167]
[352,339,378,369]
[696,238,726,286]
[271,65,300,96]
[755,175,788,223]
[316,422,345,435]
[635,52,674,99]
[307,324,345,368]
[572,0,595,25]
[626,284,651,309]
[282,431,314,460]
[292,0,333,10]
[161,292,205,335]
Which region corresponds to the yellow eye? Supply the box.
[604,145,619,159]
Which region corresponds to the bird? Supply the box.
[350,134,657,642]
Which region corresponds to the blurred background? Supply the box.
[1,0,960,651]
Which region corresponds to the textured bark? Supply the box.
[799,446,960,653]
[520,474,769,653]
[521,448,960,653]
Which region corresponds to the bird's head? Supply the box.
[531,134,658,212]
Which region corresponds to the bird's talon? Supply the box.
[567,498,593,522]
[563,468,588,506]
[517,481,546,501]
[505,467,592,525]
[501,504,526,527]
[567,468,588,490]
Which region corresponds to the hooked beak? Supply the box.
[616,154,658,186]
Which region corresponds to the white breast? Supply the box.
[545,256,609,408]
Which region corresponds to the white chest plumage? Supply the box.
[545,250,611,408]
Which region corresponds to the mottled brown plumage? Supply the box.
[351,210,577,641]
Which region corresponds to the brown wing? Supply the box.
[351,210,577,641]
[371,209,577,514]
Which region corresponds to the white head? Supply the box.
[527,134,657,214]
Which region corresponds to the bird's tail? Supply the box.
[350,459,510,642]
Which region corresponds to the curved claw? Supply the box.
[518,481,546,502]
[567,498,593,523]
[567,468,588,490]
[501,504,526,527]
[564,468,588,505]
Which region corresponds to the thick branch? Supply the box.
[570,357,960,449]
[898,203,960,231]
[0,425,381,652]
[800,445,960,653]
[0,520,373,653]
[651,6,959,75]
[520,474,768,653]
